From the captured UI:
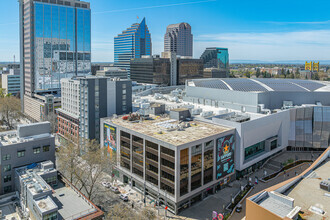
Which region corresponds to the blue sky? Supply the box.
[1,0,330,62]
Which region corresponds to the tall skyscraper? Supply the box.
[164,22,193,57]
[19,0,91,120]
[114,18,152,77]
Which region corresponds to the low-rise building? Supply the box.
[0,122,55,195]
[245,147,330,220]
[1,69,20,96]
[96,67,128,79]
[101,112,235,214]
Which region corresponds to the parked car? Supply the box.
[120,194,129,202]
[110,186,120,194]
[101,181,111,188]
[236,204,242,213]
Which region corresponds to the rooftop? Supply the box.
[107,115,233,146]
[53,181,97,220]
[286,161,330,220]
[188,78,330,92]
[0,122,52,146]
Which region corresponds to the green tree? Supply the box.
[256,68,261,78]
[0,96,22,129]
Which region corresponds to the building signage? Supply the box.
[104,123,117,153]
[216,134,235,179]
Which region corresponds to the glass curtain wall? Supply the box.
[204,140,214,185]
[180,148,189,196]
[34,2,91,92]
[191,144,202,191]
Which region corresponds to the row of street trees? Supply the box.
[0,92,22,130]
[57,138,157,219]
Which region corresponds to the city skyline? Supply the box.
[1,0,330,62]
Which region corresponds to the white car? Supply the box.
[110,186,120,194]
[120,194,129,202]
[101,181,111,188]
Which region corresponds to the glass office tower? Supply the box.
[114,18,152,77]
[20,0,91,95]
[200,47,229,69]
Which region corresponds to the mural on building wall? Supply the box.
[104,123,117,155]
[216,134,235,179]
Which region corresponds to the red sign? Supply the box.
[165,206,168,210]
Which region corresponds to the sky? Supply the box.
[1,0,330,62]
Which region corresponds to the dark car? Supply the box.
[236,204,242,213]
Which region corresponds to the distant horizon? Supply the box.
[2,59,330,65]
[1,0,330,62]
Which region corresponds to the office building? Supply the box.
[114,18,152,77]
[200,48,229,71]
[177,58,204,85]
[101,111,235,214]
[0,122,55,195]
[246,147,330,220]
[58,76,132,143]
[164,23,193,57]
[96,67,128,79]
[1,69,20,96]
[203,67,229,78]
[130,55,171,85]
[19,0,91,119]
[130,56,203,86]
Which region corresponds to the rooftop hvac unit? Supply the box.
[200,111,213,118]
[320,180,330,192]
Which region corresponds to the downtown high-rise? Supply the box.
[114,18,152,77]
[19,0,91,121]
[164,22,193,57]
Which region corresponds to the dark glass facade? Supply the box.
[295,106,330,148]
[203,140,214,184]
[180,148,189,196]
[191,144,202,191]
[34,2,91,92]
[244,141,265,160]
[177,59,204,85]
[130,57,171,85]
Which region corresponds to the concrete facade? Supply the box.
[0,122,55,195]
[1,70,20,96]
[100,116,235,214]
[164,23,193,57]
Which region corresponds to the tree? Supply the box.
[43,112,57,134]
[137,207,157,220]
[107,204,132,220]
[0,96,22,129]
[256,68,261,78]
[57,138,80,184]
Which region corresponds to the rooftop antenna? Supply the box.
[14,55,15,63]
[136,16,139,23]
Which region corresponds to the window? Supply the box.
[3,165,11,172]
[43,145,50,152]
[122,89,126,94]
[4,175,11,183]
[2,154,10,161]
[33,147,41,154]
[122,84,126,89]
[17,150,25,158]
[122,106,127,111]
[122,95,126,100]
[4,186,12,193]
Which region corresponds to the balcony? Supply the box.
[121,156,130,164]
[133,151,143,158]
[132,140,143,147]
[132,162,144,172]
[120,146,130,155]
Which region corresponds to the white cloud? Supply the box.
[194,30,330,61]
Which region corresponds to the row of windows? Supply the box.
[3,145,50,161]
